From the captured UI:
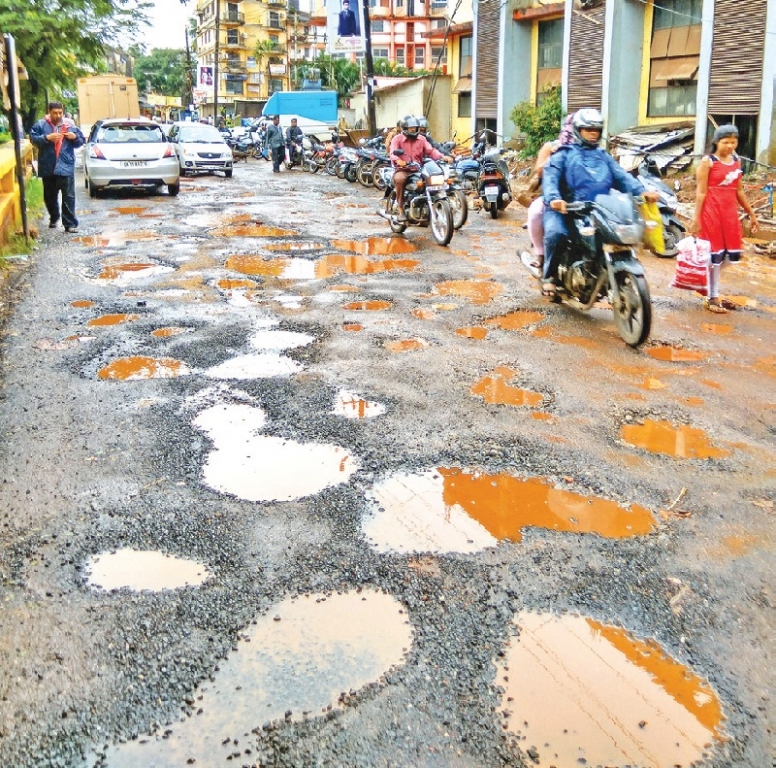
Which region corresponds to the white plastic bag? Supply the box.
[671,236,711,295]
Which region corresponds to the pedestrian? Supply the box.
[690,124,759,313]
[29,101,85,233]
[265,115,285,172]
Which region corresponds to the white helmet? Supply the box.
[572,108,604,147]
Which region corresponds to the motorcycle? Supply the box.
[440,161,469,230]
[336,146,360,182]
[284,138,305,170]
[476,144,513,219]
[378,153,454,247]
[519,190,653,347]
[634,155,685,258]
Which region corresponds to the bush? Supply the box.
[509,85,563,158]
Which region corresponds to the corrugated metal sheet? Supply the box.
[475,0,499,119]
[567,4,605,112]
[707,0,766,115]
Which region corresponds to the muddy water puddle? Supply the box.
[342,300,392,311]
[151,327,189,338]
[470,367,544,407]
[249,329,315,350]
[105,590,412,768]
[217,277,257,290]
[87,313,138,327]
[265,241,328,252]
[701,322,734,335]
[193,403,358,501]
[485,310,545,331]
[225,253,417,280]
[384,338,428,352]
[98,356,190,380]
[85,549,211,591]
[211,224,298,238]
[332,390,386,419]
[498,612,723,768]
[331,237,417,255]
[456,326,488,340]
[98,263,174,282]
[343,322,363,331]
[621,418,729,459]
[363,468,655,554]
[71,299,95,308]
[205,353,302,379]
[429,280,503,305]
[647,345,707,362]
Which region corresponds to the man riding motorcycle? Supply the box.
[541,108,659,297]
[285,118,304,165]
[389,116,452,221]
[417,115,446,153]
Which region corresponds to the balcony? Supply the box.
[267,0,287,6]
[223,60,247,73]
[220,11,245,25]
[223,37,248,50]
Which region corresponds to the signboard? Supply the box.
[196,65,214,93]
[269,63,287,76]
[328,0,365,54]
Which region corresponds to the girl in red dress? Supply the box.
[690,124,759,313]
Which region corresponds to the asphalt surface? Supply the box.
[0,158,773,768]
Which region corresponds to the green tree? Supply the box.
[509,85,563,157]
[0,0,150,130]
[133,48,187,98]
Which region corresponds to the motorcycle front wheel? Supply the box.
[612,271,652,347]
[386,191,407,234]
[356,162,373,187]
[345,163,358,183]
[325,156,339,176]
[430,198,454,246]
[374,167,387,192]
[449,189,468,230]
[655,222,682,258]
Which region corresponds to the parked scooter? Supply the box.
[474,133,513,218]
[634,154,685,258]
[519,190,653,347]
[378,152,454,246]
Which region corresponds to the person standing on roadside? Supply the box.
[29,101,85,233]
[265,115,285,173]
[690,124,759,313]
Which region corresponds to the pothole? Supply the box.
[205,354,302,379]
[332,390,386,419]
[470,368,544,407]
[456,326,488,340]
[429,280,503,305]
[97,357,190,380]
[363,468,655,554]
[498,611,724,768]
[342,300,392,311]
[621,418,729,459]
[86,313,139,327]
[646,345,707,362]
[485,310,545,331]
[330,237,417,255]
[85,549,211,591]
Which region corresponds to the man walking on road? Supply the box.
[265,115,285,173]
[29,101,85,233]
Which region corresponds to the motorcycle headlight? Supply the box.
[428,174,445,186]
[614,222,645,245]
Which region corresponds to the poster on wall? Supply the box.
[328,0,365,55]
[196,65,214,93]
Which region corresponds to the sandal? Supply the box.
[719,298,739,311]
[542,282,560,302]
[704,298,729,314]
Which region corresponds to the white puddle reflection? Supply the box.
[85,549,211,591]
[105,589,413,767]
[498,612,724,768]
[101,265,174,284]
[363,470,497,554]
[205,353,302,379]
[249,329,315,350]
[193,403,359,501]
[332,390,386,419]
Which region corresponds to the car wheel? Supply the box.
[225,169,233,179]
[168,182,180,196]
[88,179,98,198]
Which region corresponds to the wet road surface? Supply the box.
[0,159,773,768]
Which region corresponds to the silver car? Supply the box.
[167,122,234,178]
[83,118,180,197]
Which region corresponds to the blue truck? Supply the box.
[261,91,338,136]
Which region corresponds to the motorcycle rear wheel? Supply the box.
[325,157,339,176]
[345,163,358,183]
[612,272,652,347]
[489,201,499,219]
[386,192,407,234]
[374,167,387,192]
[356,162,373,187]
[430,199,454,246]
[449,189,468,230]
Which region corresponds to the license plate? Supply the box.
[426,185,444,192]
[122,161,147,167]
[485,185,500,196]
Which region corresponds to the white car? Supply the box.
[167,122,234,178]
[83,118,180,197]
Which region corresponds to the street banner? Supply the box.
[328,0,365,54]
[196,65,215,93]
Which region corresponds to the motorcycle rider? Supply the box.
[285,117,304,166]
[389,115,452,221]
[417,115,446,153]
[541,108,659,297]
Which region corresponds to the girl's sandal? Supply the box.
[704,298,729,314]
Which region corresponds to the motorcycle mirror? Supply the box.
[359,137,366,146]
[452,131,457,139]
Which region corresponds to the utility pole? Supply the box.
[185,26,195,113]
[361,0,376,134]
[214,0,220,120]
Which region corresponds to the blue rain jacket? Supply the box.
[29,117,85,177]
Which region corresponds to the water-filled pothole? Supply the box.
[429,280,503,305]
[205,353,302,379]
[85,549,211,591]
[105,590,413,767]
[342,300,392,311]
[98,263,173,282]
[384,339,428,352]
[193,403,359,501]
[646,346,707,362]
[332,390,386,419]
[71,299,95,308]
[98,357,189,380]
[485,310,545,331]
[87,313,138,327]
[151,327,188,338]
[498,612,724,768]
[621,418,729,459]
[470,367,543,407]
[456,326,488,340]
[331,237,417,255]
[363,469,655,554]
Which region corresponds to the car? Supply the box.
[83,118,180,197]
[167,122,234,178]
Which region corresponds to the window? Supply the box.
[227,29,239,44]
[648,83,697,116]
[270,34,280,49]
[414,47,424,65]
[269,11,281,28]
[458,92,471,118]
[538,18,563,70]
[269,78,284,93]
[225,79,243,95]
[372,20,384,32]
[432,18,447,29]
[373,48,389,58]
[653,0,702,30]
[395,46,405,64]
[459,35,472,78]
[431,46,447,65]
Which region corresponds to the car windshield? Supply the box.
[97,124,165,143]
[178,125,225,143]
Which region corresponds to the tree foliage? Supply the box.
[509,85,563,157]
[132,48,189,98]
[0,0,151,129]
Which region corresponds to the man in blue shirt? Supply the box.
[29,101,85,232]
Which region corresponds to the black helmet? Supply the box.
[402,115,420,139]
[417,115,428,134]
[572,108,604,147]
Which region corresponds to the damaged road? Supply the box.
[0,160,773,768]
